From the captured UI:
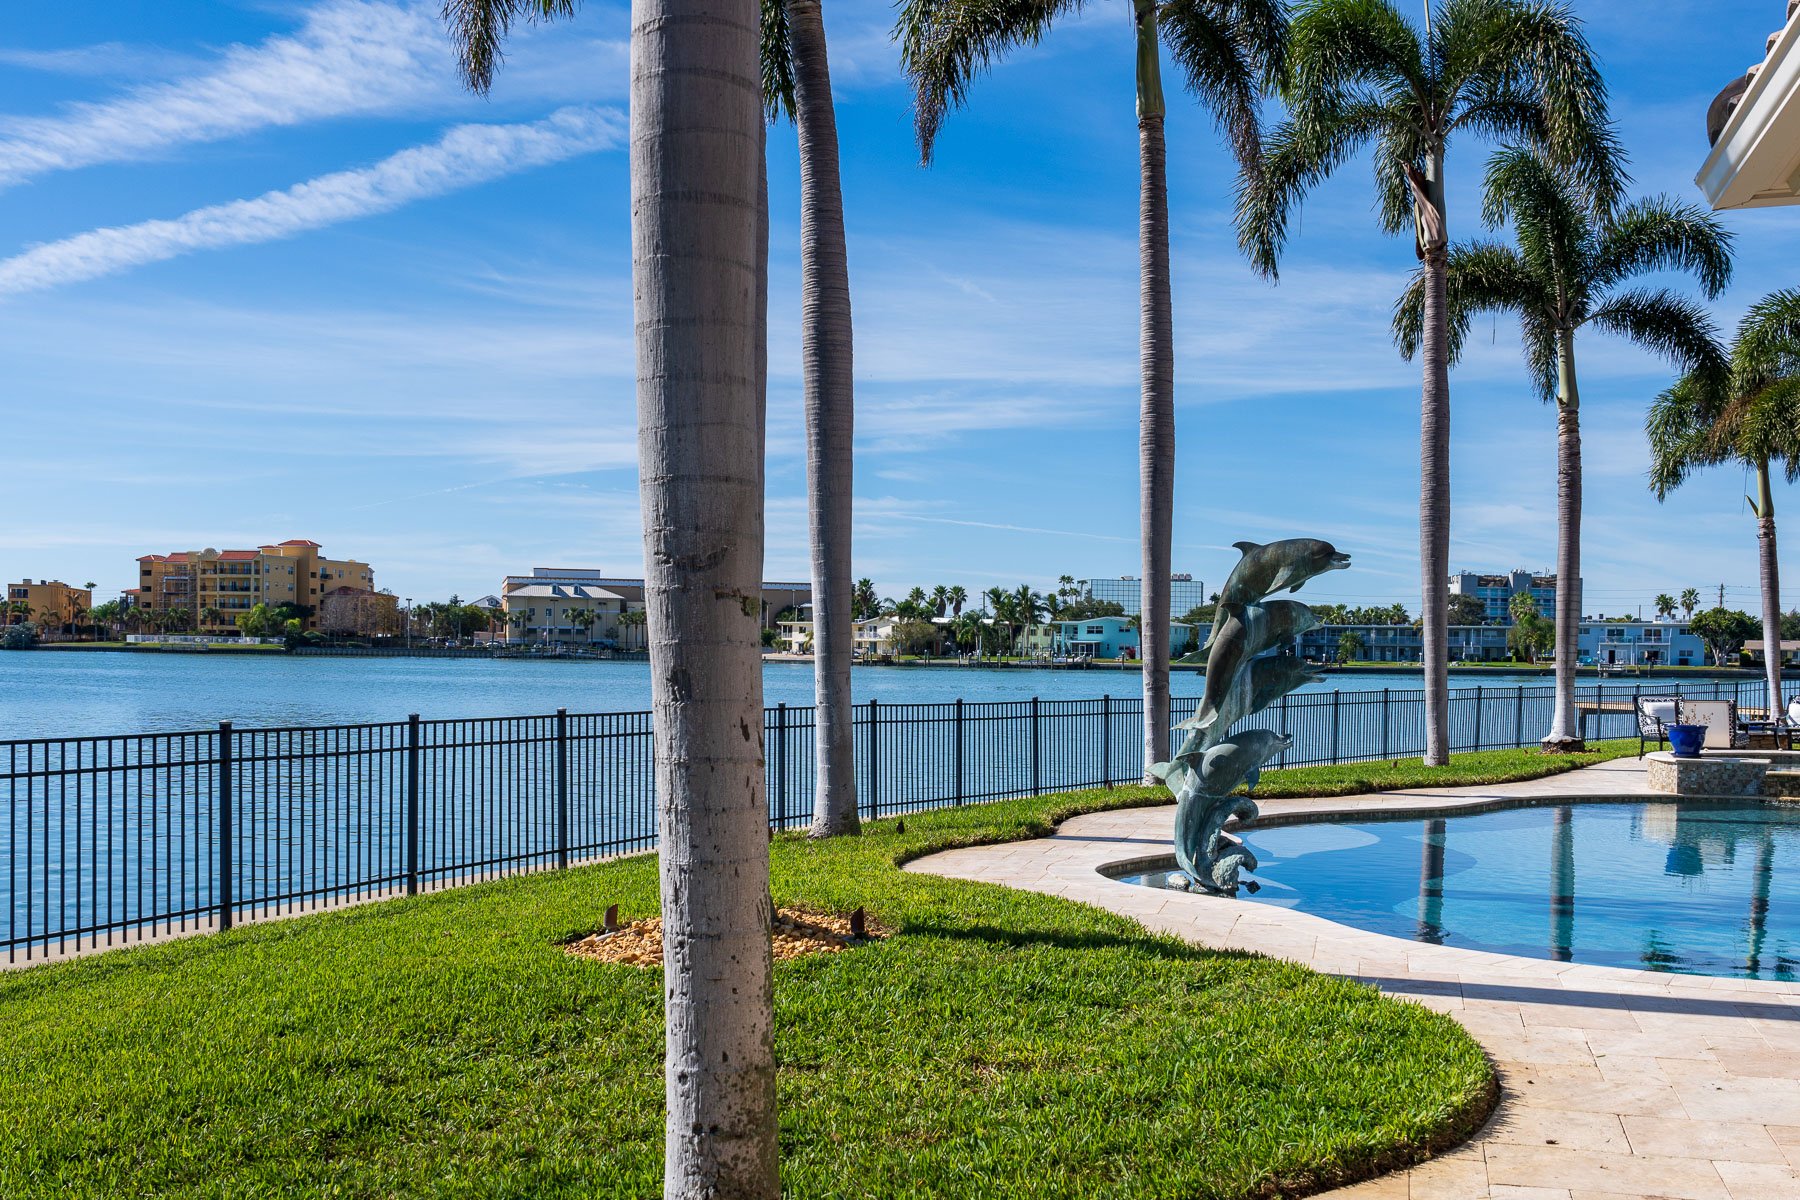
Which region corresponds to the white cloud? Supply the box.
[0,107,623,295]
[0,1,451,188]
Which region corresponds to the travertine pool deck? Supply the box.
[907,758,1800,1199]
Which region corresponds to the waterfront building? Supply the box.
[1296,618,1711,666]
[499,567,810,632]
[1052,616,1196,660]
[6,579,92,634]
[1078,573,1206,619]
[501,581,642,647]
[136,540,375,634]
[1579,619,1710,667]
[1700,2,1800,210]
[1448,571,1564,622]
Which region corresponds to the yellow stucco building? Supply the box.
[7,579,93,634]
[135,540,375,633]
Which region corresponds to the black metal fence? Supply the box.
[5,677,1795,963]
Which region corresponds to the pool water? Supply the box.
[1118,802,1800,980]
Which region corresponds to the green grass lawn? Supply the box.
[0,749,1623,1199]
[1251,739,1638,799]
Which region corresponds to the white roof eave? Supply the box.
[1699,17,1800,210]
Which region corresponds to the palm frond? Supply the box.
[1593,199,1734,300]
[1237,97,1391,276]
[1282,0,1425,103]
[1436,0,1627,214]
[1393,240,1539,363]
[1160,0,1288,180]
[762,0,797,122]
[1645,372,1729,499]
[441,0,579,94]
[1479,146,1590,309]
[896,0,1080,163]
[1587,288,1727,380]
[1730,287,1800,385]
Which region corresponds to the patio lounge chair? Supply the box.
[1636,695,1679,756]
[1680,698,1748,751]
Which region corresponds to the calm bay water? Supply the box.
[0,652,1537,741]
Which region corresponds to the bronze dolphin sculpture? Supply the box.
[1195,601,1320,733]
[1177,653,1324,749]
[1204,539,1350,650]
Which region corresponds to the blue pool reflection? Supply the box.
[1117,802,1800,980]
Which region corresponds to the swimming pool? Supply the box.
[1114,801,1800,981]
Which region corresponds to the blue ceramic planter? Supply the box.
[1666,723,1705,759]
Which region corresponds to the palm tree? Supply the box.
[764,0,859,838]
[930,585,950,618]
[851,577,878,620]
[1680,586,1701,621]
[1650,290,1800,726]
[444,1,777,1193]
[947,584,968,617]
[1395,147,1728,749]
[1241,0,1622,765]
[201,606,225,633]
[1654,594,1677,620]
[899,0,1285,783]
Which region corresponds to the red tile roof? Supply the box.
[218,550,259,560]
[277,539,321,547]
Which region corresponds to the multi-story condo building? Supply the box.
[7,579,92,633]
[136,540,375,633]
[499,568,811,644]
[1297,618,1710,666]
[1078,573,1207,619]
[1448,570,1567,622]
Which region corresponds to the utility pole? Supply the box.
[1719,583,1727,609]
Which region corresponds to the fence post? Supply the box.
[1279,693,1290,767]
[1330,689,1341,764]
[775,703,789,824]
[555,708,570,871]
[954,699,965,805]
[1515,686,1526,748]
[1473,685,1485,750]
[1031,697,1042,796]
[867,698,880,822]
[1380,688,1390,759]
[405,714,421,896]
[217,721,233,932]
[1101,694,1112,787]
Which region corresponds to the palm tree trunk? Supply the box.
[1544,328,1584,750]
[630,0,778,1193]
[1417,149,1451,767]
[790,0,859,838]
[1755,459,1784,723]
[1135,0,1172,782]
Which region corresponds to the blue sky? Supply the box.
[1,1,1795,618]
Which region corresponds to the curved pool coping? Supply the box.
[906,760,1800,1197]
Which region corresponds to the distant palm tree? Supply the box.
[1650,290,1800,724]
[900,0,1285,783]
[1680,587,1700,621]
[930,585,949,618]
[1396,147,1728,749]
[1654,594,1677,620]
[1242,0,1623,765]
[946,584,967,617]
[764,0,859,838]
[851,578,878,620]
